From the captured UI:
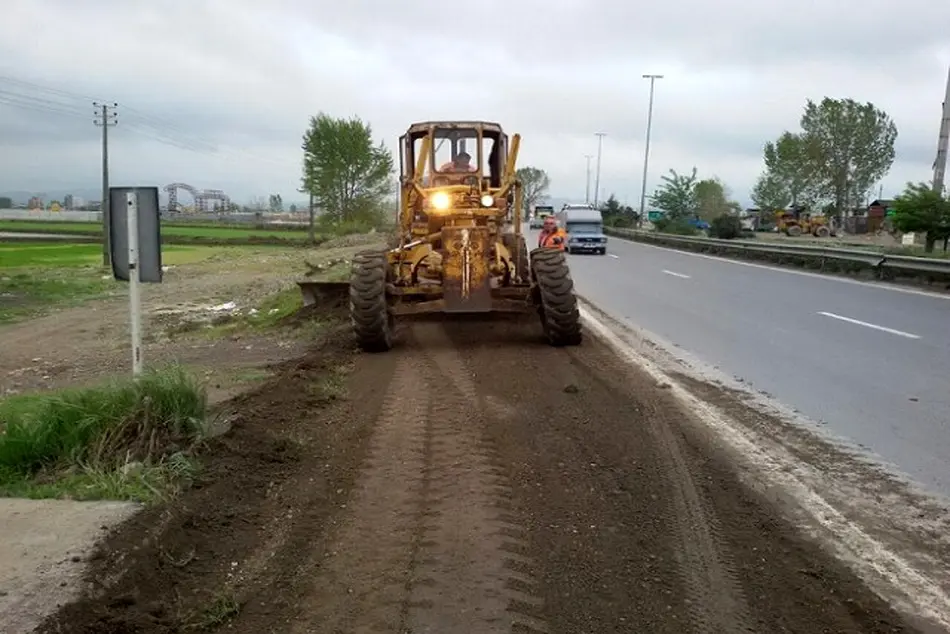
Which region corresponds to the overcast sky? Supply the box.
[2,0,949,207]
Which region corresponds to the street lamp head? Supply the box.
[642,74,664,79]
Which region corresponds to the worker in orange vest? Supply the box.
[537,215,567,250]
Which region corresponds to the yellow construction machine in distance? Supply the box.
[343,120,582,352]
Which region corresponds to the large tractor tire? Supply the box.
[530,247,582,346]
[349,249,393,352]
[502,233,530,282]
[786,224,803,237]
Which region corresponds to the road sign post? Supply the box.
[109,186,162,376]
[126,192,143,375]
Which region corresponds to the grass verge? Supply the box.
[0,366,209,502]
[0,243,221,324]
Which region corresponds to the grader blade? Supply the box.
[296,281,351,307]
[441,225,492,312]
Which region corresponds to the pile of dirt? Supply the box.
[33,324,371,634]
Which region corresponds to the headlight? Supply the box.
[480,194,494,207]
[430,191,450,210]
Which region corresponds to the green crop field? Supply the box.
[0,220,310,240]
[0,242,226,323]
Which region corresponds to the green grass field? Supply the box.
[0,219,310,240]
[0,242,225,323]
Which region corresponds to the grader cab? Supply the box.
[346,120,582,352]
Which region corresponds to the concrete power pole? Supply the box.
[933,64,950,194]
[638,74,663,227]
[593,133,606,208]
[94,102,118,267]
[584,154,593,203]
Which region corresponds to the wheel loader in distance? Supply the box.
[311,120,583,352]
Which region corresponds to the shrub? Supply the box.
[708,213,743,239]
[653,216,698,235]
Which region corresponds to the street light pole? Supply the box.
[933,63,950,194]
[593,133,606,208]
[584,154,593,203]
[638,74,663,227]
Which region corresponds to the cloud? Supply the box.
[1,0,948,207]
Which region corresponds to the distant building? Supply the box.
[27,196,43,210]
[64,194,74,209]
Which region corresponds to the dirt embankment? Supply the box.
[34,316,921,633]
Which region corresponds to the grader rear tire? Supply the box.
[502,233,529,281]
[349,249,393,352]
[530,247,582,346]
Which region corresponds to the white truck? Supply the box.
[556,204,608,255]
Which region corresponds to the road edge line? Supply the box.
[577,302,950,631]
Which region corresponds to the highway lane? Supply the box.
[535,230,950,497]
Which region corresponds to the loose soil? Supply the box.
[0,239,375,634]
[31,315,924,634]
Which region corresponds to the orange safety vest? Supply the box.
[538,228,567,250]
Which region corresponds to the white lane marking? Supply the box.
[662,269,690,279]
[578,304,950,629]
[608,253,619,259]
[610,236,950,301]
[818,311,921,339]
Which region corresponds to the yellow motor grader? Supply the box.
[300,120,582,352]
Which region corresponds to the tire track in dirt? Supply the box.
[571,344,756,632]
[406,322,548,633]
[292,321,547,633]
[290,356,430,632]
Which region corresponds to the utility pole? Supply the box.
[933,64,950,194]
[584,154,593,203]
[94,102,118,267]
[638,74,663,227]
[593,133,606,208]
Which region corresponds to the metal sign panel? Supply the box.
[109,186,162,283]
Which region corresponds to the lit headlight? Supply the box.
[480,194,494,207]
[430,191,450,210]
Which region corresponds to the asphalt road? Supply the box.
[533,229,950,497]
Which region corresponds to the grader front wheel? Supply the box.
[530,247,582,346]
[349,250,394,352]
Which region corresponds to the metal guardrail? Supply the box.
[605,228,950,278]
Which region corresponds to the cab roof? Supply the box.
[406,121,505,135]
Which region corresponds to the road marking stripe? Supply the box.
[817,311,921,339]
[663,269,691,278]
[608,253,619,259]
[611,237,950,301]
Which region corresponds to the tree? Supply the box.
[798,97,898,215]
[762,132,814,208]
[650,168,698,219]
[268,194,283,212]
[694,177,740,221]
[599,194,638,227]
[515,166,550,214]
[891,182,950,252]
[750,172,791,212]
[301,112,394,225]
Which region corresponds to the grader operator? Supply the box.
[346,121,582,352]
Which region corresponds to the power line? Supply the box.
[0,73,297,168]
